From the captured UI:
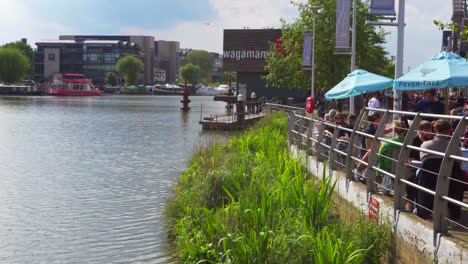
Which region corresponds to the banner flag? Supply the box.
[369,0,396,16]
[302,33,312,67]
[335,0,350,49]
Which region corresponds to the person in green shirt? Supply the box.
[378,120,407,195]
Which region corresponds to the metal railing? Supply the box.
[266,103,468,247]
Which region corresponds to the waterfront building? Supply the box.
[223,29,307,102]
[211,52,223,83]
[35,39,142,84]
[60,35,155,84]
[155,40,180,83]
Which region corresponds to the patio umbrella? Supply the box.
[394,51,468,90]
[324,69,394,100]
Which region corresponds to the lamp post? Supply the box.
[350,0,357,115]
[310,6,321,99]
[393,0,405,120]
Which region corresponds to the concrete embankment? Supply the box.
[290,145,468,264]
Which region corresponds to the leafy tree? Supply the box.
[219,72,237,84]
[116,56,143,86]
[105,72,117,86]
[185,50,214,82]
[179,63,200,85]
[264,0,392,92]
[2,41,34,74]
[0,47,29,83]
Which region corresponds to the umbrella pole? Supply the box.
[361,92,365,109]
[444,88,449,115]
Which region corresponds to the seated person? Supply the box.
[378,120,407,193]
[405,120,433,211]
[419,119,464,219]
[324,113,347,138]
[357,120,406,184]
[420,120,461,161]
[413,89,445,122]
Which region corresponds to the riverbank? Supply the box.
[165,112,391,263]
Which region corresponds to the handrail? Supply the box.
[266,103,468,247]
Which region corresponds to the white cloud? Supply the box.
[120,0,299,52]
[0,0,75,47]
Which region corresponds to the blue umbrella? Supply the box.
[325,69,394,100]
[394,51,468,90]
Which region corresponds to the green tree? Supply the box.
[116,56,143,86]
[264,0,392,92]
[185,50,214,82]
[105,72,117,86]
[179,63,200,85]
[2,41,34,74]
[0,47,29,83]
[219,72,237,84]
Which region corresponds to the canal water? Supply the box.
[0,95,229,263]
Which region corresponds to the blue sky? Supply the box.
[0,0,455,72]
[21,0,216,34]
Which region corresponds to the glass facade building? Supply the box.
[35,40,142,84]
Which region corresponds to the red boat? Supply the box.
[44,74,101,96]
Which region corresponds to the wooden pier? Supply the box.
[199,112,265,131]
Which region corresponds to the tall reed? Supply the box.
[165,112,390,263]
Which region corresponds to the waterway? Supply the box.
[0,95,229,263]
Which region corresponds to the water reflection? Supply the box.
[0,95,229,264]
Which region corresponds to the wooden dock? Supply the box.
[199,112,265,131]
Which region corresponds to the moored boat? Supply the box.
[44,74,101,96]
[152,84,184,95]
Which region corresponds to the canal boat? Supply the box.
[44,74,101,96]
[0,84,42,95]
[152,84,184,95]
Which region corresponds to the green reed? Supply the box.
[165,112,390,263]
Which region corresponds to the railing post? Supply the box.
[432,116,468,247]
[316,119,326,162]
[345,108,367,184]
[393,113,422,218]
[287,112,296,145]
[329,124,340,172]
[297,114,306,150]
[306,117,315,155]
[293,112,302,146]
[366,109,391,197]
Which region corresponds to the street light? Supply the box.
[310,6,321,99]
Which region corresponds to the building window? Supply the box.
[48,53,55,61]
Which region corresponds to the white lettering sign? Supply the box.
[223,50,272,61]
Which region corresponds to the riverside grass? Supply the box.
[165,112,390,263]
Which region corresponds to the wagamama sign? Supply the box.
[223,50,272,61]
[223,29,282,72]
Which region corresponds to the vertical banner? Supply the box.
[369,0,396,16]
[335,0,351,49]
[302,33,312,67]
